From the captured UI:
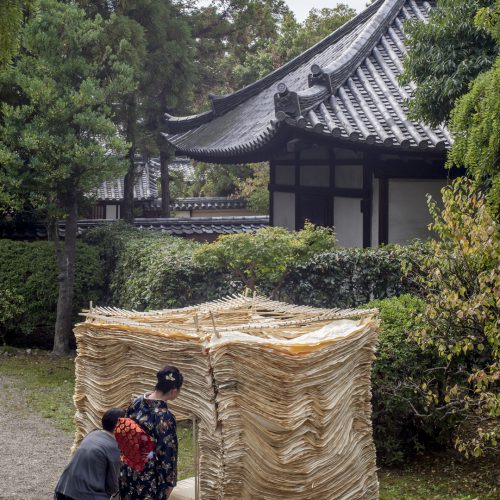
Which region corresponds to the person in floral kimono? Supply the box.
[119,365,183,500]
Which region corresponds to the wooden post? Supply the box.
[193,415,200,500]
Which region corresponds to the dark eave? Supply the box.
[165,0,451,163]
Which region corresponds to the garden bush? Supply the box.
[0,239,104,347]
[84,224,425,312]
[83,224,233,310]
[367,294,457,465]
[282,242,426,308]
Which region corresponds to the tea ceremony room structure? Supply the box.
[74,294,379,499]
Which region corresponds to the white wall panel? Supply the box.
[388,179,446,244]
[273,192,295,231]
[334,197,363,247]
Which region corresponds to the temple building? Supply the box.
[164,0,457,247]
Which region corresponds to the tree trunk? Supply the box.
[160,149,171,217]
[52,196,78,355]
[123,95,137,223]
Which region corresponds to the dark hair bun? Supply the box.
[155,365,183,394]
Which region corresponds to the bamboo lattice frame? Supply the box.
[73,294,379,499]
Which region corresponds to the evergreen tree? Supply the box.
[0,0,135,354]
[88,0,195,220]
[0,0,37,67]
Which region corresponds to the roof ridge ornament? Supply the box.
[309,0,406,94]
[274,83,301,120]
[274,0,405,123]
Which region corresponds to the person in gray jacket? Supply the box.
[54,408,125,500]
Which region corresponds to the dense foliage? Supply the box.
[367,295,451,464]
[400,0,497,127]
[0,0,135,353]
[0,239,103,347]
[82,224,232,310]
[78,224,423,312]
[236,163,270,214]
[446,3,500,215]
[407,178,499,457]
[283,242,425,307]
[85,0,196,221]
[233,5,356,86]
[0,0,37,67]
[194,223,336,298]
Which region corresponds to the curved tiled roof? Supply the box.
[145,197,248,211]
[48,217,269,238]
[95,161,159,201]
[165,0,451,161]
[95,157,195,202]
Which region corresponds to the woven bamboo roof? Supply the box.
[164,0,450,163]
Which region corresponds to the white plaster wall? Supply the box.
[388,179,446,244]
[273,192,295,231]
[334,197,363,247]
[106,204,120,220]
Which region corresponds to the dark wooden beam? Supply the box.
[362,158,373,248]
[330,147,336,227]
[294,152,300,230]
[374,161,462,179]
[269,160,275,226]
[378,177,389,245]
[269,184,364,197]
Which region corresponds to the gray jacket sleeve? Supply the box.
[105,447,121,495]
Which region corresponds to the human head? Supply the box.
[102,408,126,432]
[155,365,183,397]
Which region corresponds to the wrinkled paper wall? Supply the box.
[73,295,379,499]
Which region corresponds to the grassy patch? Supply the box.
[177,420,195,480]
[0,350,75,432]
[1,351,498,495]
[379,453,499,500]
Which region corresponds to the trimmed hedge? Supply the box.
[83,224,235,310]
[281,243,424,308]
[0,239,104,347]
[367,295,453,465]
[83,225,425,311]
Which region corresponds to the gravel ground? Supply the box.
[0,375,73,500]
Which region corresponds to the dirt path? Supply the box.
[0,375,73,500]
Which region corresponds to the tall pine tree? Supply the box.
[0,0,135,354]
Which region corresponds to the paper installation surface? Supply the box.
[73,294,379,499]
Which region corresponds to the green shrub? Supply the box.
[368,295,457,465]
[282,242,425,308]
[83,225,426,312]
[83,224,233,310]
[194,223,335,298]
[0,239,104,347]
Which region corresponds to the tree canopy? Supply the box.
[446,2,500,214]
[400,0,497,127]
[0,0,37,67]
[194,223,336,298]
[0,0,135,353]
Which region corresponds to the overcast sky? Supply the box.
[285,0,369,21]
